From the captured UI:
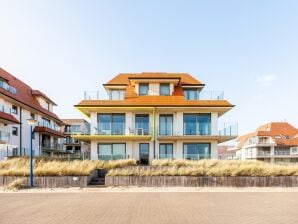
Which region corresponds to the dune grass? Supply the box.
[107,159,298,177]
[0,157,137,177]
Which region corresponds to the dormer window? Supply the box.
[184,88,200,100]
[139,83,149,96]
[46,101,50,111]
[110,90,124,100]
[160,83,170,96]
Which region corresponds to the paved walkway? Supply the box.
[0,191,297,224]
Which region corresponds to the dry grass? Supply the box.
[0,158,137,177]
[5,178,27,190]
[107,160,298,177]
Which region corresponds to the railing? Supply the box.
[64,127,85,134]
[0,104,12,114]
[0,81,17,95]
[0,131,10,143]
[63,138,80,144]
[197,91,224,100]
[257,151,271,157]
[97,154,129,161]
[84,91,110,100]
[183,122,211,135]
[275,151,291,156]
[37,121,60,132]
[156,154,211,160]
[41,143,64,150]
[218,123,238,136]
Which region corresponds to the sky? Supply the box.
[0,0,297,135]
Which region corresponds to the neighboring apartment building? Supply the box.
[61,119,91,159]
[234,122,298,164]
[73,73,237,164]
[0,67,65,160]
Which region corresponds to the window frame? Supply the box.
[139,83,149,96]
[159,143,173,159]
[159,114,173,136]
[183,113,211,135]
[97,143,126,160]
[183,143,211,160]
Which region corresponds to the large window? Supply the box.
[183,114,211,135]
[139,83,149,96]
[110,90,124,100]
[159,143,173,159]
[135,114,149,135]
[183,143,210,160]
[98,114,125,135]
[183,88,200,100]
[98,143,126,160]
[159,114,173,135]
[160,83,170,96]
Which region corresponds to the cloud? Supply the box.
[256,74,277,88]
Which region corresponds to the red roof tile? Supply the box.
[0,67,62,125]
[0,111,20,124]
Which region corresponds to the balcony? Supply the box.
[34,121,65,138]
[184,90,224,100]
[157,153,211,160]
[63,138,80,145]
[41,142,65,152]
[72,126,152,142]
[158,123,238,143]
[0,131,10,143]
[0,81,17,95]
[97,154,129,161]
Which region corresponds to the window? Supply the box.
[12,105,18,114]
[160,83,170,96]
[183,88,200,100]
[183,143,210,160]
[159,114,173,135]
[12,127,18,136]
[46,101,50,110]
[183,114,211,135]
[135,114,149,135]
[110,90,124,100]
[159,143,173,159]
[98,143,126,160]
[98,114,125,135]
[30,113,35,119]
[139,83,149,96]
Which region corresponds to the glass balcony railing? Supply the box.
[38,121,60,132]
[156,153,212,160]
[0,81,17,95]
[41,143,64,150]
[218,123,238,136]
[98,154,129,161]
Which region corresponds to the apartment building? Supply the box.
[61,119,90,159]
[73,73,237,164]
[0,67,65,160]
[234,122,298,164]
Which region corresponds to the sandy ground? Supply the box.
[2,186,298,193]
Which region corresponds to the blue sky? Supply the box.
[0,0,297,135]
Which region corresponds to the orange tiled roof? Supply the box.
[105,73,203,85]
[0,67,62,125]
[236,122,298,148]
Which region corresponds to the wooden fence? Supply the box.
[0,176,89,188]
[106,176,298,187]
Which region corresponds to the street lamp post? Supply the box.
[27,119,37,188]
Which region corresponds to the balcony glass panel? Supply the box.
[98,114,125,135]
[183,143,211,160]
[183,114,211,135]
[159,114,173,135]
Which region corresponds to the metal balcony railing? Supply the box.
[0,104,12,114]
[37,121,60,132]
[41,143,64,150]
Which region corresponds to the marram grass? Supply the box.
[107,159,298,177]
[0,158,137,177]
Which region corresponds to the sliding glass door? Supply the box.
[98,114,125,135]
[135,114,149,135]
[183,143,211,160]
